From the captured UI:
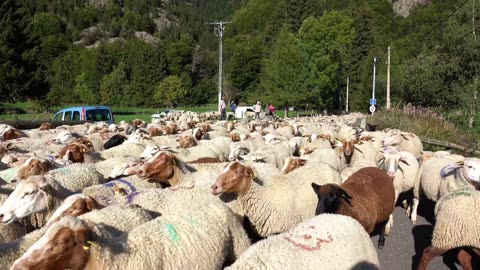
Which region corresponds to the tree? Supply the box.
[298,11,354,111]
[259,26,305,110]
[154,75,187,107]
[0,0,35,102]
[100,62,129,105]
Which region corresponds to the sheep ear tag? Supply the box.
[83,246,90,250]
[440,165,458,178]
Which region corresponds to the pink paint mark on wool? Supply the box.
[284,233,333,251]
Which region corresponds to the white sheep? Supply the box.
[211,161,341,237]
[177,136,232,162]
[228,139,265,161]
[382,130,423,159]
[240,140,297,169]
[408,157,480,224]
[377,147,419,235]
[97,142,146,159]
[0,166,104,228]
[302,148,345,172]
[11,202,251,270]
[417,187,480,270]
[226,214,380,270]
[0,200,153,269]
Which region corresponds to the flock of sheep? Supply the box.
[0,110,478,270]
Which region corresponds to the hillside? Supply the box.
[1,0,479,134]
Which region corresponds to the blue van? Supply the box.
[52,106,114,125]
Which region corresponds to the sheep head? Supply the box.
[211,161,255,196]
[311,183,352,215]
[281,157,307,174]
[14,157,50,181]
[46,194,100,227]
[10,216,91,270]
[137,151,179,185]
[0,176,52,223]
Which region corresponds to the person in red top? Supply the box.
[268,103,275,116]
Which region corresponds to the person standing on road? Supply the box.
[254,101,261,119]
[268,103,275,116]
[220,96,227,120]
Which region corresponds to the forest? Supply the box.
[1,0,479,128]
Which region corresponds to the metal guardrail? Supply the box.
[420,137,480,156]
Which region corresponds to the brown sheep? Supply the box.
[227,133,241,142]
[148,127,163,137]
[3,129,22,140]
[14,158,50,181]
[164,123,178,135]
[136,151,184,186]
[38,122,54,131]
[280,157,307,174]
[311,167,395,248]
[177,134,197,148]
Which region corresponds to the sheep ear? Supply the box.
[335,187,353,201]
[354,146,364,154]
[400,133,410,141]
[5,143,13,150]
[299,159,308,166]
[85,196,101,210]
[311,183,322,194]
[456,160,465,167]
[400,158,410,166]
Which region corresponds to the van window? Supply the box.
[53,112,63,121]
[72,111,80,121]
[86,109,111,122]
[64,111,73,121]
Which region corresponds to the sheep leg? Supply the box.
[377,221,387,249]
[457,249,473,270]
[385,190,399,236]
[410,197,419,224]
[417,246,445,270]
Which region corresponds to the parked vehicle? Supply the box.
[52,105,114,124]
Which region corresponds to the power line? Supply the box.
[392,23,480,66]
[421,0,470,38]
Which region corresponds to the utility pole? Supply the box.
[208,21,231,112]
[371,57,377,116]
[386,46,391,110]
[474,0,477,40]
[346,77,349,113]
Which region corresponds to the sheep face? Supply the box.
[75,138,95,152]
[140,145,161,162]
[228,144,249,161]
[109,162,140,179]
[281,157,307,174]
[103,134,127,150]
[192,128,203,141]
[460,159,480,184]
[55,131,73,144]
[46,194,99,227]
[15,158,50,181]
[59,144,86,163]
[0,176,50,223]
[39,122,54,131]
[11,216,90,270]
[137,151,176,182]
[311,183,352,215]
[211,161,254,196]
[177,134,196,148]
[3,128,22,140]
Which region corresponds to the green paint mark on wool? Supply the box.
[1,168,15,181]
[166,224,180,243]
[182,215,199,227]
[443,189,473,201]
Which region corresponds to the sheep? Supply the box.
[417,187,480,270]
[12,157,51,181]
[103,134,127,149]
[339,139,378,166]
[211,161,341,238]
[377,147,419,234]
[97,142,146,159]
[226,214,380,270]
[340,160,378,183]
[38,122,54,131]
[11,203,250,270]
[293,148,344,173]
[82,176,160,206]
[91,156,140,178]
[0,165,105,228]
[177,136,233,162]
[382,130,423,159]
[240,140,298,169]
[0,199,153,269]
[228,139,265,161]
[312,167,395,248]
[408,157,480,224]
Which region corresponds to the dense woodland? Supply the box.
[1,0,479,128]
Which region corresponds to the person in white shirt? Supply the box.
[254,101,261,119]
[220,97,226,120]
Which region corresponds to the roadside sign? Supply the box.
[369,105,376,113]
[370,99,376,105]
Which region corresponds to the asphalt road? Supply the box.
[370,195,477,270]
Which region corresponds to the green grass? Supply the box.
[368,104,479,152]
